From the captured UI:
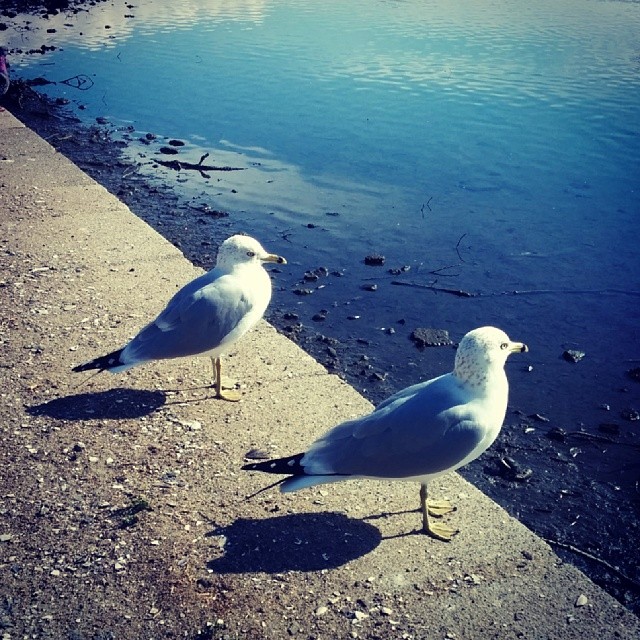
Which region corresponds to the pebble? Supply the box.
[575,594,588,607]
[364,254,385,266]
[410,327,452,348]
[315,606,328,616]
[563,349,585,363]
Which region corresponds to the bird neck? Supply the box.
[453,359,507,396]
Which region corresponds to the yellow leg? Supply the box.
[420,483,458,541]
[213,357,242,402]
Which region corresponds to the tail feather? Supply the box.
[242,452,349,493]
[72,348,125,373]
[242,452,306,475]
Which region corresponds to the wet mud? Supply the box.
[2,4,639,615]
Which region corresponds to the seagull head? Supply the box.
[454,326,528,388]
[216,234,287,270]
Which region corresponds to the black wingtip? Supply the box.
[72,349,124,373]
[242,452,305,475]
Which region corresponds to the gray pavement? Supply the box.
[1,108,638,639]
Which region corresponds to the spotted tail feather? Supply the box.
[242,452,306,476]
[72,348,125,373]
[242,452,348,493]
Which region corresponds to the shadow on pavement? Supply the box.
[25,388,166,420]
[207,512,381,573]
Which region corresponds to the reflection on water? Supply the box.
[8,0,639,415]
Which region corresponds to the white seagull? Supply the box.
[243,326,528,539]
[73,234,286,401]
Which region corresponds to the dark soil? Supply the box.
[2,3,639,617]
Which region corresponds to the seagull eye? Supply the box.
[246,250,256,257]
[500,342,509,350]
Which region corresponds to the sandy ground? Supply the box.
[1,107,640,638]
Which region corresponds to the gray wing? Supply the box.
[303,374,485,479]
[121,271,253,364]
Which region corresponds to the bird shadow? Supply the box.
[206,512,381,574]
[25,388,166,421]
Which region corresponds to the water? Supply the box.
[5,0,640,607]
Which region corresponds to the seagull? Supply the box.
[243,326,528,539]
[73,234,286,401]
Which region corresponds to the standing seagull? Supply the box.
[243,326,527,539]
[73,234,286,401]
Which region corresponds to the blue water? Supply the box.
[6,0,640,607]
[8,0,640,415]
[10,1,639,272]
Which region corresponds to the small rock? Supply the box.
[410,328,452,348]
[388,265,411,275]
[293,288,314,296]
[315,606,328,616]
[563,349,585,363]
[621,409,640,422]
[159,146,179,155]
[575,594,588,607]
[381,607,393,616]
[0,534,13,542]
[364,254,385,266]
[361,283,378,292]
[529,413,550,423]
[244,448,270,460]
[353,611,369,622]
[168,139,185,146]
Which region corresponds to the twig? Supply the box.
[155,158,245,173]
[543,537,640,589]
[391,282,640,298]
[60,74,94,91]
[455,233,467,262]
[428,264,462,276]
[421,197,432,218]
[391,281,476,297]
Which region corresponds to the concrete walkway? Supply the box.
[1,108,638,639]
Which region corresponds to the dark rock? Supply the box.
[364,254,385,266]
[159,146,179,155]
[410,328,452,348]
[293,287,313,296]
[361,283,378,292]
[388,265,411,275]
